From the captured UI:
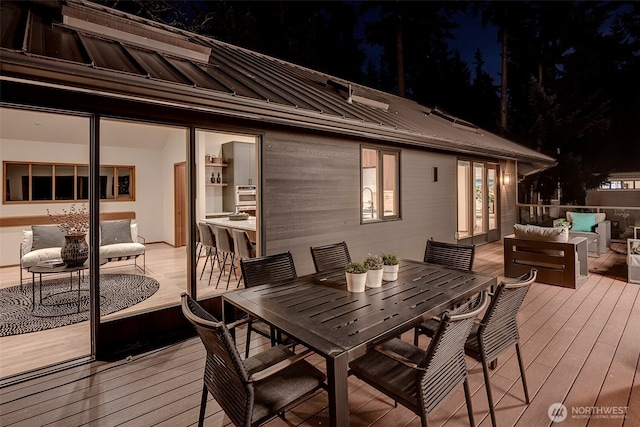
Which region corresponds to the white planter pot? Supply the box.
[382,264,399,281]
[346,272,367,292]
[366,268,383,288]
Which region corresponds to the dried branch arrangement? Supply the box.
[48,204,89,235]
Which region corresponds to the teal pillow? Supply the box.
[571,212,596,232]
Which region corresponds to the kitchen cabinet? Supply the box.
[222,142,255,211]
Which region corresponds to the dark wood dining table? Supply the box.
[222,259,497,426]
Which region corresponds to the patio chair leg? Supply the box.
[481,356,497,427]
[199,384,208,427]
[463,378,475,427]
[516,342,530,403]
[245,323,252,359]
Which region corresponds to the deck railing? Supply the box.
[516,203,640,242]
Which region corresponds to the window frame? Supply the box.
[3,161,135,204]
[360,146,401,223]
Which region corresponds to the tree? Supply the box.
[97,1,366,83]
[361,0,467,107]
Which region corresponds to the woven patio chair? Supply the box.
[464,268,537,427]
[310,241,351,273]
[180,293,326,427]
[349,291,489,427]
[423,239,475,271]
[240,252,298,358]
[414,239,476,345]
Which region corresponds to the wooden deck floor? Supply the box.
[1,242,639,427]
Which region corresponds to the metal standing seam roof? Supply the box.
[0,0,555,167]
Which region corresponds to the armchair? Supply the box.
[349,291,488,427]
[180,293,325,427]
[628,239,640,284]
[557,212,611,257]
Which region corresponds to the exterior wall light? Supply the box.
[502,172,511,186]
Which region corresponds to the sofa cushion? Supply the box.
[569,212,597,232]
[513,224,569,242]
[99,242,145,259]
[21,247,62,268]
[100,220,133,246]
[566,212,605,228]
[31,225,66,250]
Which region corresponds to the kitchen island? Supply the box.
[203,216,256,242]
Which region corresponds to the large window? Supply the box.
[3,161,135,203]
[361,147,400,222]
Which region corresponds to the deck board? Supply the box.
[1,242,638,427]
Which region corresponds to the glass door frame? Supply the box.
[456,159,501,245]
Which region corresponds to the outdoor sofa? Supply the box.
[504,224,588,289]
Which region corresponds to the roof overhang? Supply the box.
[0,0,557,169]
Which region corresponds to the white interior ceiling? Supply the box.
[0,108,185,148]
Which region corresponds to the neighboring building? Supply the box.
[0,0,555,372]
[587,171,640,239]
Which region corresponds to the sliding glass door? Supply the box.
[457,160,500,245]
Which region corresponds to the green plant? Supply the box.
[363,254,383,270]
[380,252,399,265]
[345,262,367,274]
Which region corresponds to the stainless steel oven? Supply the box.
[235,185,256,212]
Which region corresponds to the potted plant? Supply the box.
[363,254,383,288]
[381,252,399,281]
[345,262,367,292]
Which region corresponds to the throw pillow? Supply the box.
[566,212,605,226]
[513,224,569,242]
[570,212,597,232]
[31,225,66,250]
[100,220,133,246]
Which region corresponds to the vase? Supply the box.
[61,234,89,267]
[345,272,367,293]
[382,264,399,281]
[366,268,383,288]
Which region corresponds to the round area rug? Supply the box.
[0,274,159,337]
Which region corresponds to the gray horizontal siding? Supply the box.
[262,131,459,275]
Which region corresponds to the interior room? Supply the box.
[0,106,258,377]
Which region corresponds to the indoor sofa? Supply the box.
[20,219,145,284]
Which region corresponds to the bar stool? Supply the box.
[197,223,219,286]
[232,228,256,287]
[212,226,239,289]
[195,222,204,266]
